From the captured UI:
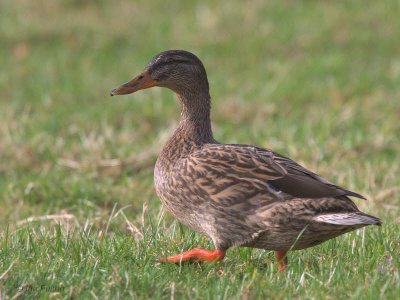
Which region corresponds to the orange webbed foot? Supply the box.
[159,248,225,263]
[276,250,289,272]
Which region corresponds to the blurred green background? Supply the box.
[0,0,399,298]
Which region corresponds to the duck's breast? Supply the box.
[154,157,211,236]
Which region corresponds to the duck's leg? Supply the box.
[275,250,288,271]
[159,248,225,263]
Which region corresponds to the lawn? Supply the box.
[0,0,399,299]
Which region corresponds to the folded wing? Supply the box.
[188,144,365,200]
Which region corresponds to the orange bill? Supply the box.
[110,69,157,96]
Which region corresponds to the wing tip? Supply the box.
[343,190,367,200]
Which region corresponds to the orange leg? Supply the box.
[159,248,225,263]
[275,250,288,272]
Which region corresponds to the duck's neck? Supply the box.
[177,91,214,144]
[160,91,215,164]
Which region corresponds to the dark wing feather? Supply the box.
[268,150,366,199]
[190,144,365,200]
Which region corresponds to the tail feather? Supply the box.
[314,212,381,226]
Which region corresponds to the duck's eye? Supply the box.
[138,75,144,80]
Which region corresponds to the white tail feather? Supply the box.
[314,213,381,226]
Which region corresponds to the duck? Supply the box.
[110,50,381,271]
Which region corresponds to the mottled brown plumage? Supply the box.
[110,50,381,270]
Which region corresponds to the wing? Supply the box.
[188,143,365,200]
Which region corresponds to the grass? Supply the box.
[0,0,399,299]
[1,221,398,299]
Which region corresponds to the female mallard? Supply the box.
[110,50,381,271]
